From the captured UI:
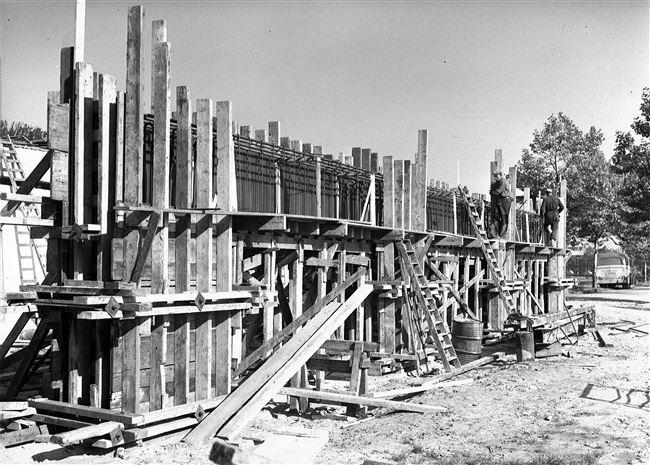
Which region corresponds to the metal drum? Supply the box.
[452,318,483,365]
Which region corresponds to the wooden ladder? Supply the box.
[457,188,517,314]
[395,239,461,372]
[0,137,46,285]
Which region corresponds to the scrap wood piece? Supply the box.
[49,421,123,446]
[0,424,49,447]
[91,417,201,449]
[278,387,445,414]
[184,282,372,444]
[0,401,28,411]
[209,437,277,464]
[411,352,505,386]
[371,378,474,399]
[595,329,613,347]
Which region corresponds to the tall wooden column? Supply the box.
[214,100,236,395]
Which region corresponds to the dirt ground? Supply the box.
[2,286,648,465]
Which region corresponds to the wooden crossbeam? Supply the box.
[426,257,479,320]
[4,318,50,400]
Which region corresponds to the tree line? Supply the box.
[517,88,650,284]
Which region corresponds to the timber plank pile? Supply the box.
[0,3,597,452]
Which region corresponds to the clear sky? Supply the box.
[1,0,648,195]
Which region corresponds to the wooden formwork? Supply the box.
[0,3,589,447]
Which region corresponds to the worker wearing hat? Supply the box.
[489,169,512,239]
[540,188,564,247]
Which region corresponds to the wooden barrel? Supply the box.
[451,318,483,365]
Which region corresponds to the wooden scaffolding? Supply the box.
[0,5,593,448]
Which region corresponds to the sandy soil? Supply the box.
[2,286,648,465]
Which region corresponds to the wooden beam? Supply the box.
[50,421,123,446]
[278,387,445,414]
[175,86,192,292]
[185,283,373,443]
[28,398,144,425]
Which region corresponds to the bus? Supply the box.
[595,251,636,289]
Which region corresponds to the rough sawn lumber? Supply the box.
[183,281,372,444]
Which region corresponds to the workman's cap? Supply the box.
[492,169,502,175]
[543,188,552,194]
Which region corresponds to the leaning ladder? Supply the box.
[395,239,461,372]
[0,138,46,285]
[457,188,517,314]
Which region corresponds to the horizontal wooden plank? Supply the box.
[50,421,123,446]
[29,413,93,429]
[0,192,48,204]
[0,217,54,226]
[278,387,445,414]
[320,340,379,352]
[28,398,144,426]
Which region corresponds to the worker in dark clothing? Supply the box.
[540,188,564,247]
[489,169,511,239]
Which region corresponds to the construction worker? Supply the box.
[540,188,564,247]
[489,169,511,239]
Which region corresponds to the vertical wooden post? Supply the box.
[195,98,214,401]
[72,63,93,279]
[383,243,396,353]
[473,254,481,321]
[175,87,192,292]
[151,36,171,293]
[122,318,142,412]
[413,129,428,232]
[315,155,322,218]
[124,6,145,281]
[352,147,361,168]
[368,174,376,226]
[382,156,394,228]
[95,75,116,281]
[394,160,404,230]
[173,314,190,406]
[124,5,144,206]
[215,101,235,396]
[370,152,378,172]
[290,243,305,411]
[362,148,371,171]
[196,99,214,287]
[403,160,411,230]
[268,121,280,145]
[74,0,85,64]
[151,20,166,112]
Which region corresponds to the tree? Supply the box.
[517,113,617,287]
[0,120,47,142]
[611,88,650,280]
